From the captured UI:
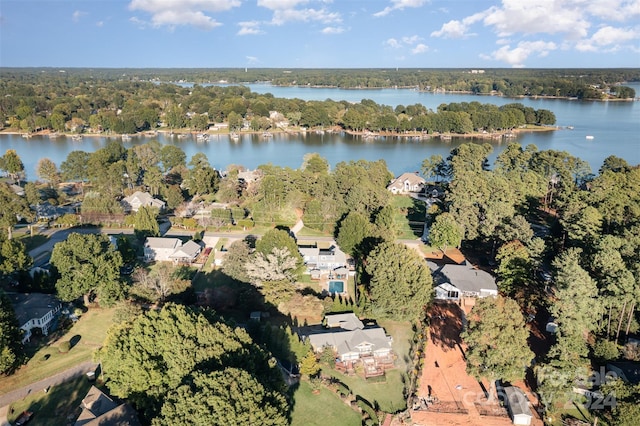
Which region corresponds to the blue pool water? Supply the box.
[328,281,344,294]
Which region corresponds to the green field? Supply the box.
[0,307,115,396]
[291,381,362,426]
[390,195,425,240]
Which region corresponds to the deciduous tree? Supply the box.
[50,233,124,306]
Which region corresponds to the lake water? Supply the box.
[2,83,639,180]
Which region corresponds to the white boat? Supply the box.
[177,133,188,139]
[121,134,131,141]
[230,132,239,140]
[71,135,82,141]
[585,135,594,140]
[196,133,209,141]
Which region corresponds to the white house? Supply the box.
[122,191,165,213]
[434,261,498,302]
[303,313,393,362]
[299,242,348,274]
[144,237,202,264]
[387,172,426,194]
[10,293,62,343]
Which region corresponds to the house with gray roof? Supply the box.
[434,261,498,302]
[303,313,392,362]
[387,172,426,194]
[122,191,165,213]
[75,386,140,426]
[144,237,201,263]
[10,292,62,343]
[298,242,348,275]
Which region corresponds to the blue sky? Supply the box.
[1,0,639,68]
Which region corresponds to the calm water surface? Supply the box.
[2,83,639,179]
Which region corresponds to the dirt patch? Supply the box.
[412,303,543,426]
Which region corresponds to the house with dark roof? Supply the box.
[387,172,426,194]
[302,313,392,362]
[121,191,165,213]
[75,386,140,426]
[10,292,62,343]
[503,386,533,425]
[433,261,498,302]
[143,237,202,264]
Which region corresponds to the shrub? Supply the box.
[593,339,620,361]
[59,341,71,353]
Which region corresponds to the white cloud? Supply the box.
[402,35,422,45]
[238,21,263,35]
[490,40,558,67]
[411,43,429,54]
[322,26,344,34]
[129,16,147,29]
[374,0,429,17]
[129,0,240,30]
[72,10,87,22]
[431,11,485,38]
[96,21,104,27]
[576,25,639,51]
[257,0,341,25]
[384,38,402,48]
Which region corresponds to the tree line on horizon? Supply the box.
[0,68,611,136]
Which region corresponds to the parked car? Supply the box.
[15,411,33,425]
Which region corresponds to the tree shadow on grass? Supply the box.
[69,334,81,349]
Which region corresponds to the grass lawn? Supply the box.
[18,233,50,252]
[322,320,413,413]
[0,307,115,395]
[291,380,361,426]
[390,195,425,240]
[7,376,94,426]
[296,227,332,238]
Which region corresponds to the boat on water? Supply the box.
[230,132,239,140]
[177,133,188,139]
[196,133,209,141]
[262,132,273,138]
[21,133,32,139]
[48,133,59,139]
[585,135,595,140]
[121,134,131,141]
[71,135,82,141]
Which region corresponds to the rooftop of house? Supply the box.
[75,386,141,426]
[9,292,61,327]
[387,172,426,188]
[438,261,497,294]
[144,237,182,250]
[169,240,202,259]
[325,313,364,331]
[307,326,392,355]
[503,386,532,417]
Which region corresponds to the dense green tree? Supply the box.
[548,248,599,367]
[156,369,289,426]
[0,149,25,182]
[184,153,220,196]
[98,304,286,421]
[462,296,533,401]
[364,242,432,320]
[0,237,32,277]
[221,240,251,283]
[159,145,186,172]
[255,229,303,268]
[496,240,532,296]
[60,150,90,191]
[428,212,463,253]
[421,154,446,182]
[336,211,373,257]
[50,233,124,306]
[373,205,399,241]
[0,290,23,375]
[0,182,32,239]
[299,351,320,378]
[133,206,160,239]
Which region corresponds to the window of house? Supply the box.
[447,290,459,298]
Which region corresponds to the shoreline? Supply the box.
[0,125,558,141]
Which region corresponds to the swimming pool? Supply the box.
[328,280,345,294]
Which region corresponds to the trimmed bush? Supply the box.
[59,341,71,353]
